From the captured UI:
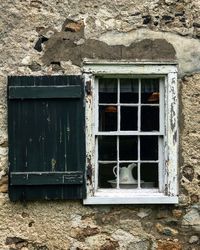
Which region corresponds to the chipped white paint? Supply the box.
[165,72,178,196]
[84,73,96,196]
[83,60,178,75]
[83,61,178,204]
[84,194,178,205]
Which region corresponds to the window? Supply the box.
[8,63,178,203]
[83,61,178,204]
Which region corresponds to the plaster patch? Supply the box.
[100,29,200,76]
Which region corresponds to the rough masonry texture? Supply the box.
[0,0,200,249]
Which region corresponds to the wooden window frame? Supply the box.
[83,61,178,204]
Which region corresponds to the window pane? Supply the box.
[99,105,117,131]
[120,79,138,103]
[99,78,117,103]
[141,78,159,104]
[119,136,138,160]
[121,107,137,131]
[141,106,159,131]
[140,163,158,188]
[140,136,158,160]
[98,136,117,161]
[99,163,117,188]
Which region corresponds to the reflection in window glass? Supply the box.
[141,78,159,104]
[141,106,159,131]
[98,136,117,161]
[99,105,117,131]
[120,79,138,103]
[119,136,137,160]
[99,78,117,103]
[99,163,117,188]
[140,136,158,160]
[121,106,138,131]
[140,163,158,188]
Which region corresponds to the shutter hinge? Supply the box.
[85,80,92,95]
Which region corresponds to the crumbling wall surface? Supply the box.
[180,74,200,205]
[0,199,200,250]
[0,0,200,249]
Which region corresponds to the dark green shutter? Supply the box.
[8,76,86,201]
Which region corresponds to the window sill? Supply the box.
[83,190,178,204]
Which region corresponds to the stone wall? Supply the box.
[0,0,199,249]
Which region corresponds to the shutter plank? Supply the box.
[10,172,83,185]
[9,86,81,99]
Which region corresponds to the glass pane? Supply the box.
[141,78,159,104]
[140,163,158,188]
[99,105,117,131]
[119,162,138,188]
[140,136,158,160]
[120,78,138,103]
[99,163,117,188]
[98,136,117,161]
[119,136,137,160]
[121,107,137,131]
[99,78,117,103]
[141,106,159,131]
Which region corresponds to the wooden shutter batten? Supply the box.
[10,171,83,185]
[9,85,81,99]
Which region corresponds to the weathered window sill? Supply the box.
[84,190,178,205]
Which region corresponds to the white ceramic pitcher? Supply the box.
[113,163,137,183]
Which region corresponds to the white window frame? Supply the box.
[83,61,178,204]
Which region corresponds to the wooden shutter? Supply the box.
[8,76,86,201]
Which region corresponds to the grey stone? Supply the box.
[189,235,199,244]
[182,165,194,182]
[182,207,200,226]
[164,0,175,5]
[137,208,152,218]
[5,237,27,245]
[192,225,200,233]
[127,240,150,250]
[111,229,150,249]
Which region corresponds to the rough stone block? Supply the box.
[156,223,178,236]
[157,240,182,250]
[182,206,200,227]
[0,175,8,193]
